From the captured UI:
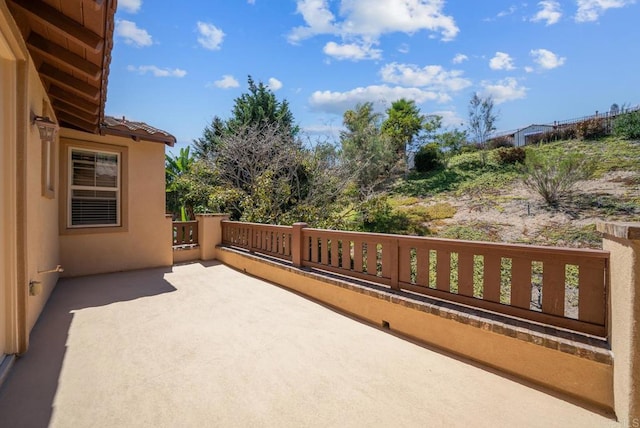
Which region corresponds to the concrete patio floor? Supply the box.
[0,261,620,427]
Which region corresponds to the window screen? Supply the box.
[69,149,120,227]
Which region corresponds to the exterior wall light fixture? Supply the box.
[31,113,59,142]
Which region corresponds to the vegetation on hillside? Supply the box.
[166,84,640,248]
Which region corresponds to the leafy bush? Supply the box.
[423,202,457,219]
[414,143,444,173]
[576,118,608,140]
[523,151,596,206]
[357,195,409,234]
[447,151,484,171]
[459,143,481,154]
[613,111,640,139]
[495,147,526,165]
[487,136,514,149]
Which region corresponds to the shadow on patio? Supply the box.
[0,262,619,427]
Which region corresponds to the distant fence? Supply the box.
[489,104,640,141]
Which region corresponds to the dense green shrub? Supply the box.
[459,143,481,153]
[487,136,514,149]
[358,195,409,234]
[414,143,444,173]
[575,118,608,140]
[495,147,526,165]
[524,151,595,206]
[613,111,640,139]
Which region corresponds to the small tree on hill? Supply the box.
[468,93,498,149]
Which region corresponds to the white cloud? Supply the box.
[309,85,449,115]
[530,48,566,69]
[288,0,459,45]
[212,75,240,89]
[484,4,519,21]
[432,110,465,128]
[531,1,562,25]
[398,43,410,54]
[115,20,152,47]
[119,0,142,13]
[268,77,283,91]
[379,63,471,92]
[524,66,534,73]
[289,0,337,43]
[197,22,225,50]
[489,52,515,70]
[480,78,527,104]
[248,0,256,4]
[127,65,187,78]
[575,0,636,22]
[302,124,342,140]
[497,5,518,17]
[452,53,468,64]
[323,41,382,60]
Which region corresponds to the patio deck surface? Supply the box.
[0,262,619,427]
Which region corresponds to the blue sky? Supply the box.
[105,0,640,152]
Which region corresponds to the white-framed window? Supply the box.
[68,148,120,227]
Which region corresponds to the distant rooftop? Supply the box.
[101,116,176,146]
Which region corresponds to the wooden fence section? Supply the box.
[221,221,609,337]
[222,221,293,261]
[173,221,198,246]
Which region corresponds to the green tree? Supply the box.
[165,146,195,220]
[193,116,226,159]
[227,76,298,137]
[382,99,423,156]
[340,102,396,200]
[434,128,468,155]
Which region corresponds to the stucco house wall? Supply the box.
[1,1,62,352]
[58,128,172,278]
[24,57,61,333]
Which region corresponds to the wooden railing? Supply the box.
[221,221,609,337]
[173,221,199,246]
[222,221,293,261]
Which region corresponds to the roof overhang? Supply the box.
[7,0,116,134]
[101,116,176,146]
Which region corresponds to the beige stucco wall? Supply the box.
[59,128,172,278]
[24,60,60,333]
[217,248,614,412]
[1,1,62,348]
[601,231,640,424]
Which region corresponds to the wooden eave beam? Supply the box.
[52,99,97,124]
[39,63,100,101]
[57,111,99,133]
[27,33,101,81]
[48,85,100,115]
[8,0,103,52]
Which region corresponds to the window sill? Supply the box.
[60,224,128,236]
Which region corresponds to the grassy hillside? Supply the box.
[386,137,640,248]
